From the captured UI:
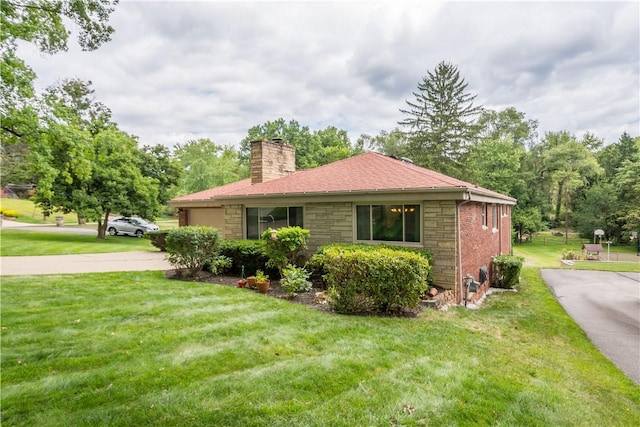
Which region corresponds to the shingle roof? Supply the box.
[171,152,516,203]
[171,178,252,202]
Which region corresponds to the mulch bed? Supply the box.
[164,270,334,313]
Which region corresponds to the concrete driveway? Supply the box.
[541,269,640,384]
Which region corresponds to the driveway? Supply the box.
[0,218,96,234]
[541,269,640,384]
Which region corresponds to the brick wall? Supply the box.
[224,204,243,239]
[250,139,296,184]
[304,202,353,251]
[423,200,458,293]
[459,202,512,303]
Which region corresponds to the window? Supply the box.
[356,204,420,243]
[492,204,498,229]
[246,207,303,239]
[481,203,487,227]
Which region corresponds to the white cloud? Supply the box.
[18,0,639,149]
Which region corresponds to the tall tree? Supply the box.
[357,128,409,158]
[541,132,602,242]
[1,0,118,143]
[239,118,355,170]
[399,61,482,177]
[174,139,246,195]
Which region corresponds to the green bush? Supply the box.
[280,264,312,297]
[146,230,169,251]
[2,209,19,218]
[310,246,430,314]
[308,243,433,289]
[218,239,277,277]
[261,226,310,274]
[492,255,524,288]
[166,226,222,277]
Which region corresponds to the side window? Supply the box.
[492,204,498,229]
[481,203,487,227]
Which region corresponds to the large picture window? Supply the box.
[356,204,420,243]
[246,207,303,239]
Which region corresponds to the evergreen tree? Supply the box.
[399,61,482,177]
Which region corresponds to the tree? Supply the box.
[1,0,118,143]
[357,128,409,158]
[475,107,538,148]
[573,183,620,242]
[399,61,482,177]
[174,139,246,195]
[466,136,525,195]
[512,207,545,243]
[140,144,182,206]
[239,118,355,170]
[541,132,602,242]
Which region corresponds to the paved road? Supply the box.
[541,269,640,384]
[1,218,96,234]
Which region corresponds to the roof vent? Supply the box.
[400,157,414,164]
[271,137,284,143]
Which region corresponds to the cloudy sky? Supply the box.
[20,0,640,149]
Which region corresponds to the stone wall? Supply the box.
[224,204,243,240]
[423,200,458,292]
[304,202,353,251]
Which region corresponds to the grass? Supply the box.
[0,230,156,256]
[1,269,638,426]
[514,231,639,272]
[0,198,179,229]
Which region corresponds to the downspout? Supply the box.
[457,192,472,305]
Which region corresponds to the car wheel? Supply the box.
[108,227,118,236]
[135,229,144,238]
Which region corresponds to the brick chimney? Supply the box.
[250,138,296,184]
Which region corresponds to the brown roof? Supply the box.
[582,244,604,252]
[171,178,252,202]
[171,152,516,203]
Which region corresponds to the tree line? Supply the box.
[2,1,638,243]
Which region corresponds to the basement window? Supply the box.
[356,204,420,243]
[246,207,303,239]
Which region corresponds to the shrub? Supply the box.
[146,230,169,251]
[308,243,433,289]
[2,209,19,218]
[492,255,524,288]
[280,264,312,297]
[166,226,222,277]
[310,246,430,314]
[218,239,276,277]
[261,226,310,274]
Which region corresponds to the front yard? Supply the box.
[2,269,638,426]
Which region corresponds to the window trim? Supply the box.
[354,203,422,245]
[481,203,488,229]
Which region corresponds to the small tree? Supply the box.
[261,226,310,275]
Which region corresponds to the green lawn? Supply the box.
[514,233,639,272]
[0,198,79,225]
[0,230,156,256]
[1,269,638,426]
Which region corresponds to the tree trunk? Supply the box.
[77,213,86,225]
[555,182,563,223]
[564,189,570,244]
[97,210,110,239]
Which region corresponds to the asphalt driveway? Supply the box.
[541,269,640,384]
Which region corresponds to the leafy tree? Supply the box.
[597,132,638,178]
[573,183,620,241]
[140,144,182,206]
[1,0,118,144]
[466,136,525,195]
[475,107,538,148]
[239,118,355,170]
[357,128,409,158]
[399,61,482,177]
[512,207,545,243]
[174,139,246,195]
[541,132,602,242]
[612,140,640,240]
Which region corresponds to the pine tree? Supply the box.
[399,61,482,177]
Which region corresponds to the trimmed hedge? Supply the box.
[146,230,169,251]
[218,239,278,278]
[492,255,524,288]
[310,245,430,314]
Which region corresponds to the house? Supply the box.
[170,138,517,304]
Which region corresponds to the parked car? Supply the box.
[107,217,159,237]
